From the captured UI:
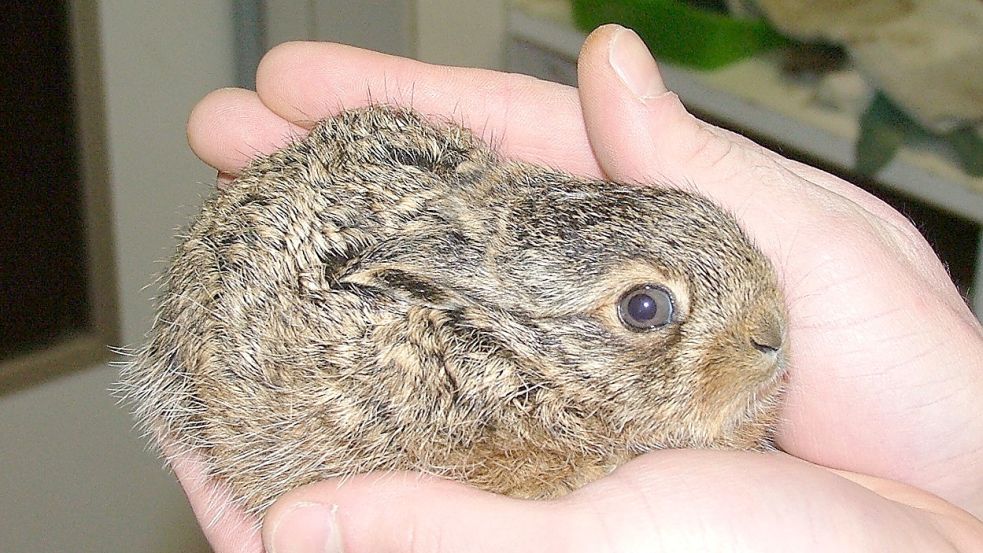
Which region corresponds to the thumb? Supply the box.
[576,24,716,185]
[575,24,797,229]
[260,472,575,553]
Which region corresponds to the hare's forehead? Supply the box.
[504,186,740,238]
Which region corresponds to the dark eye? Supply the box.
[618,285,674,330]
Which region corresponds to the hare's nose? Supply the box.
[750,316,784,355]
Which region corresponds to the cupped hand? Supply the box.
[181,24,983,552]
[257,451,983,553]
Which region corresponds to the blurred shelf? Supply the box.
[506,0,982,315]
[506,0,983,223]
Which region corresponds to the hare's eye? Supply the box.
[618,285,674,330]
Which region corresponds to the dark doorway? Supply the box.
[0,1,91,360]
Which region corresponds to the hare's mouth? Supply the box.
[754,356,789,401]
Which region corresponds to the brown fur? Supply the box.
[118,106,788,517]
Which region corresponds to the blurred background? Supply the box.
[0,1,979,552]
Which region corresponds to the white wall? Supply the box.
[265,0,508,69]
[0,3,512,550]
[0,2,235,551]
[416,0,507,69]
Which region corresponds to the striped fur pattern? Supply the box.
[118,106,787,517]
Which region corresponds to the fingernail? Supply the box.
[216,171,235,190]
[267,502,342,553]
[608,27,668,100]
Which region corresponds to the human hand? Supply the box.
[182,24,983,552]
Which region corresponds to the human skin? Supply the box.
[177,25,983,552]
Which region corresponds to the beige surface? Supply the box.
[753,0,983,131]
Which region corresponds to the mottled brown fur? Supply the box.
[118,106,787,516]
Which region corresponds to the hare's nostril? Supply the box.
[751,336,780,354]
[750,316,783,355]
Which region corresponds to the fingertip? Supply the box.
[264,501,341,553]
[255,41,329,125]
[261,473,419,553]
[606,26,669,99]
[216,171,235,189]
[187,87,306,175]
[577,23,627,80]
[578,24,669,102]
[186,87,244,152]
[186,87,257,170]
[257,41,404,125]
[257,40,318,78]
[577,24,619,72]
[576,24,701,184]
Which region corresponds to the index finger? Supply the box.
[254,41,601,175]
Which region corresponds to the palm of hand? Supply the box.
[177,26,982,552]
[635,110,983,507]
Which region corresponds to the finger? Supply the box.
[169,450,264,553]
[216,171,236,189]
[576,451,959,553]
[576,25,707,185]
[576,26,819,246]
[262,472,572,553]
[187,87,307,174]
[575,25,972,345]
[254,41,602,176]
[828,468,983,551]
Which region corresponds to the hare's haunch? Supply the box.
[119,106,788,516]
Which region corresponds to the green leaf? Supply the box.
[856,93,909,176]
[945,126,983,177]
[571,0,789,70]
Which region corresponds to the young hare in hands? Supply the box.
[119,106,788,516]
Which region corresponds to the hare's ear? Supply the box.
[337,222,486,309]
[342,265,456,309]
[326,106,483,176]
[338,232,473,309]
